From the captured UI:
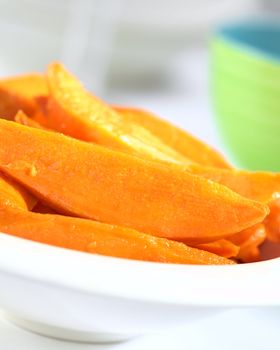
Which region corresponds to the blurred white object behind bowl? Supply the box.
[0,0,257,91]
[0,233,279,343]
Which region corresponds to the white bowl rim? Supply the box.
[0,233,279,307]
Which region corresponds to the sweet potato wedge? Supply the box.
[264,199,280,243]
[0,172,36,210]
[114,106,231,168]
[229,224,266,262]
[32,96,50,127]
[0,87,35,120]
[193,239,239,258]
[0,120,268,243]
[0,74,48,120]
[46,62,189,164]
[187,164,280,203]
[0,73,48,98]
[187,165,280,249]
[15,110,45,129]
[0,208,234,265]
[32,201,57,214]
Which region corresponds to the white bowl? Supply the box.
[0,233,279,343]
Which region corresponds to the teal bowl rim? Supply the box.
[214,18,280,67]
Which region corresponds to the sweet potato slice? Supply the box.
[187,164,280,203]
[0,87,35,120]
[229,224,266,262]
[193,239,239,258]
[0,172,36,210]
[0,120,268,243]
[264,199,280,243]
[0,73,49,98]
[46,62,189,164]
[114,106,231,168]
[0,73,48,98]
[0,74,48,120]
[32,96,50,127]
[187,165,280,247]
[32,201,57,214]
[0,208,234,265]
[15,110,46,129]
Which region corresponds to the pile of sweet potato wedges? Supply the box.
[0,62,279,265]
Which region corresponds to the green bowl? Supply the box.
[211,20,280,171]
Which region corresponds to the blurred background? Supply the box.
[0,0,278,153]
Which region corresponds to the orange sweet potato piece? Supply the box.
[32,201,57,214]
[229,224,266,262]
[0,208,234,265]
[0,172,37,210]
[46,62,189,164]
[0,87,35,120]
[187,165,280,203]
[260,240,280,260]
[0,120,268,243]
[15,110,46,129]
[114,106,231,168]
[0,73,48,98]
[193,239,240,258]
[187,165,280,249]
[0,74,48,120]
[264,199,280,243]
[32,96,50,127]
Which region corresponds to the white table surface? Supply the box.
[0,48,279,349]
[1,308,279,350]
